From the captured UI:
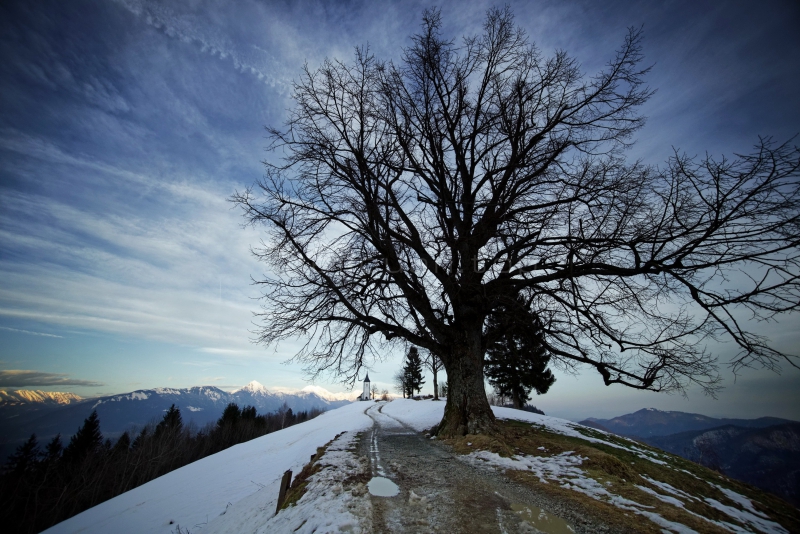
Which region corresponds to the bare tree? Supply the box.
[234,7,800,436]
[393,369,408,399]
[423,350,444,400]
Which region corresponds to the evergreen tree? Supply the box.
[155,404,183,438]
[403,347,425,397]
[44,434,63,463]
[112,432,130,455]
[218,403,242,427]
[241,405,257,420]
[63,411,103,463]
[131,427,149,450]
[5,434,40,474]
[484,298,555,409]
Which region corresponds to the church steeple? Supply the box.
[361,373,371,400]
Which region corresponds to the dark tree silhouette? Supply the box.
[4,434,40,475]
[393,368,409,398]
[403,347,426,396]
[63,411,102,463]
[111,432,130,455]
[234,7,800,436]
[155,404,183,439]
[0,402,324,534]
[485,297,555,408]
[44,434,63,463]
[423,349,444,400]
[131,427,148,451]
[218,403,242,427]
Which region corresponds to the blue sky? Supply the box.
[1,0,799,421]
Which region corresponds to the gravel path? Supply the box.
[359,402,618,534]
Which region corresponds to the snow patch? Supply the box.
[704,491,787,534]
[206,431,372,534]
[152,388,181,395]
[232,380,269,395]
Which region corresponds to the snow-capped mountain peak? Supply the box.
[300,385,358,401]
[0,390,83,405]
[234,380,269,395]
[268,385,358,402]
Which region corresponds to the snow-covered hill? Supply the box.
[42,401,375,534]
[42,400,797,534]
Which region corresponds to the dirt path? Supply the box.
[359,402,616,534]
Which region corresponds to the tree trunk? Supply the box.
[512,394,523,409]
[437,332,497,436]
[433,369,439,400]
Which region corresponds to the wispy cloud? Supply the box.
[110,0,293,90]
[0,370,104,388]
[0,326,62,338]
[199,348,249,355]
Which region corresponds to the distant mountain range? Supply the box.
[580,408,800,506]
[580,407,792,437]
[645,423,800,506]
[0,390,83,405]
[0,381,353,463]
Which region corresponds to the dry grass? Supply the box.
[440,419,800,534]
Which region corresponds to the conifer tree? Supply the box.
[44,434,63,463]
[218,403,242,427]
[155,404,183,438]
[112,432,130,455]
[403,347,425,397]
[5,434,40,474]
[485,298,555,409]
[131,427,149,450]
[63,411,103,463]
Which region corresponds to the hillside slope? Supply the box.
[43,400,798,534]
[645,423,800,507]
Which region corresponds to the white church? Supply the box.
[357,373,371,401]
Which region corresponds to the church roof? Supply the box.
[364,373,370,382]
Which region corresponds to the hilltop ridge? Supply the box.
[42,400,800,534]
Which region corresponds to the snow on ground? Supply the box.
[379,396,445,431]
[204,431,372,534]
[43,398,789,534]
[43,402,373,534]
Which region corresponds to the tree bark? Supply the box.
[432,370,438,401]
[437,330,497,436]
